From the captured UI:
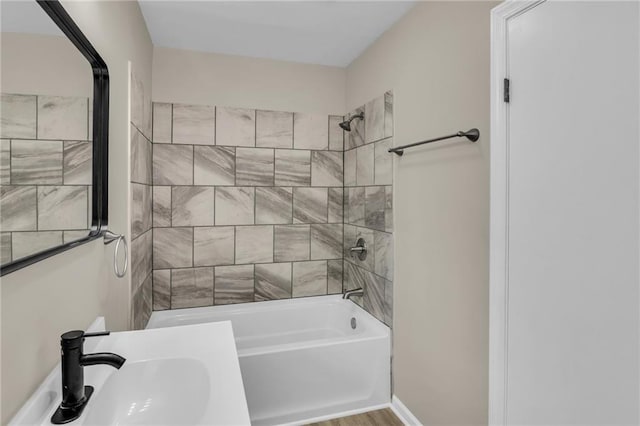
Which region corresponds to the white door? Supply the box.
[490,1,640,424]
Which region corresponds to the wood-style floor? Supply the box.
[307,408,404,426]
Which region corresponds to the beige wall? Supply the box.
[0,1,153,422]
[346,2,496,424]
[153,46,346,115]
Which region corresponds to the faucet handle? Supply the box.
[84,331,110,338]
[60,330,110,349]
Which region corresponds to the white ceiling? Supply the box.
[139,1,416,67]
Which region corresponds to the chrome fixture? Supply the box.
[103,230,127,278]
[343,287,364,300]
[338,112,364,132]
[349,237,367,261]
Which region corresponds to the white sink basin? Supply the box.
[9,319,251,426]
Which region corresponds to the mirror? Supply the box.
[0,0,109,275]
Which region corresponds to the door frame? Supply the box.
[488,1,545,424]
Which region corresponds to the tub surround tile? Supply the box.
[365,95,385,144]
[152,103,172,143]
[356,143,374,186]
[172,104,215,145]
[292,261,327,297]
[194,226,235,267]
[255,263,292,301]
[343,262,365,309]
[38,96,88,141]
[153,144,193,185]
[1,139,10,184]
[133,274,152,329]
[0,186,37,231]
[1,94,36,139]
[363,270,386,323]
[37,186,87,230]
[274,225,310,262]
[216,107,255,147]
[257,110,293,148]
[236,225,273,264]
[215,187,255,225]
[171,267,214,309]
[346,107,365,150]
[311,224,342,260]
[374,231,393,281]
[132,183,152,239]
[293,187,327,224]
[293,113,328,150]
[347,187,365,226]
[215,265,254,305]
[256,187,292,224]
[236,148,274,186]
[153,227,193,269]
[131,230,152,292]
[131,126,152,184]
[343,224,357,259]
[344,149,356,187]
[10,140,63,185]
[274,149,311,186]
[63,141,92,185]
[384,91,394,138]
[374,139,392,185]
[355,227,376,273]
[384,279,393,326]
[1,233,11,264]
[365,186,386,231]
[153,186,172,227]
[328,188,343,223]
[153,270,171,310]
[327,259,343,294]
[11,231,62,260]
[329,116,344,151]
[171,186,215,226]
[194,146,235,186]
[311,151,343,187]
[385,186,393,233]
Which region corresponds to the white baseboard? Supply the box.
[390,395,423,426]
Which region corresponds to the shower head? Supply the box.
[338,112,364,132]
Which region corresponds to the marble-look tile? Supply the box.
[274,225,310,262]
[363,269,386,323]
[153,186,171,227]
[194,226,234,267]
[310,224,342,260]
[274,149,310,186]
[292,261,327,297]
[365,95,385,144]
[256,110,293,148]
[0,139,9,184]
[153,227,193,269]
[38,186,87,230]
[329,116,344,151]
[63,230,90,243]
[255,263,292,301]
[11,231,62,260]
[153,269,171,310]
[171,267,214,309]
[131,183,152,239]
[384,278,393,326]
[1,233,11,264]
[343,224,357,259]
[374,138,392,185]
[311,151,342,187]
[384,91,394,138]
[172,104,215,145]
[293,113,328,150]
[1,94,36,139]
[64,141,92,185]
[0,186,37,231]
[194,146,235,186]
[236,225,273,264]
[215,265,254,305]
[133,274,152,330]
[131,230,152,292]
[293,187,327,224]
[343,261,365,308]
[11,140,63,184]
[355,226,375,272]
[347,187,365,226]
[153,144,193,185]
[171,186,214,226]
[131,125,152,185]
[256,187,292,224]
[38,96,88,141]
[328,188,343,223]
[344,148,356,187]
[346,107,365,150]
[236,148,274,186]
[152,103,172,143]
[215,187,254,225]
[374,231,393,281]
[385,186,393,233]
[327,259,343,294]
[356,143,374,185]
[365,186,386,231]
[216,107,255,147]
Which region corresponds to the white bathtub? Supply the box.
[147,295,391,425]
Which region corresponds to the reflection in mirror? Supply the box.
[1,1,93,267]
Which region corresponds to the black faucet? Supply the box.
[51,330,126,424]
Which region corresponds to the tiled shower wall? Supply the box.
[0,93,92,264]
[343,92,394,326]
[150,103,346,309]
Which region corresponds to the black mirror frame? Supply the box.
[0,0,109,276]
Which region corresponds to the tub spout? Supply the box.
[343,288,364,300]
